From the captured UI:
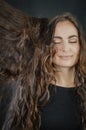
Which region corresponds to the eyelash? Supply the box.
[54,41,77,44]
[54,42,61,44]
[52,40,61,44]
[69,41,77,43]
[52,40,78,44]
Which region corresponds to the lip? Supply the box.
[59,55,73,60]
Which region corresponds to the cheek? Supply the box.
[73,44,80,55]
[53,45,60,53]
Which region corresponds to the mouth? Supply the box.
[59,55,73,60]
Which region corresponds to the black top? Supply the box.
[40,84,83,130]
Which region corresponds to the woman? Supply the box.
[38,12,86,130]
[0,2,86,130]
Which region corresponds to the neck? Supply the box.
[54,67,75,88]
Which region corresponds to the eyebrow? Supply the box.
[68,35,78,39]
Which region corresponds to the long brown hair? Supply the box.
[0,0,49,130]
[1,1,86,129]
[41,12,86,130]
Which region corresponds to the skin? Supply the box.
[52,20,80,87]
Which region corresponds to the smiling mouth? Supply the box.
[59,56,73,60]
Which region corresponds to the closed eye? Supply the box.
[68,38,78,43]
[53,41,61,44]
[69,40,77,43]
[52,37,62,44]
[68,35,79,43]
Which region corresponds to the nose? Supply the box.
[60,42,69,52]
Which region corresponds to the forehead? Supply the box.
[54,20,78,37]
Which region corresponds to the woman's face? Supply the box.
[52,20,80,69]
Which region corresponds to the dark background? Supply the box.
[0,0,86,129]
[5,0,86,31]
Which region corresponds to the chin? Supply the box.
[55,63,77,68]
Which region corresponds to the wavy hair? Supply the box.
[0,1,49,130]
[40,12,86,130]
[1,1,86,130]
